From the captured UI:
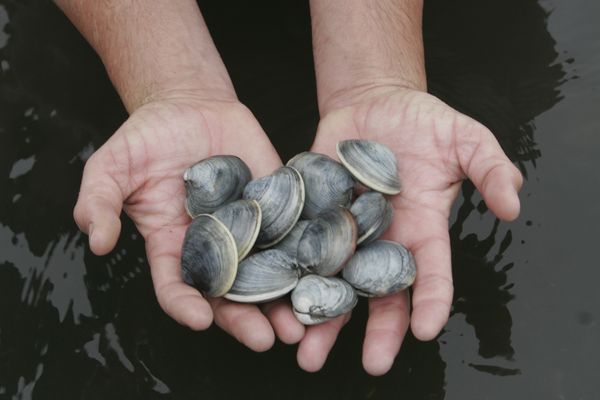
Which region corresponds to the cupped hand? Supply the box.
[297,86,523,375]
[74,94,306,350]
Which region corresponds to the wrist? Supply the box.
[102,46,238,112]
[57,0,237,113]
[310,0,427,115]
[318,79,425,116]
[121,72,238,112]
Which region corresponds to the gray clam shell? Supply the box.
[273,220,310,261]
[297,208,357,276]
[242,166,305,248]
[350,192,393,245]
[184,155,251,217]
[342,240,416,297]
[291,275,358,325]
[212,199,261,260]
[224,249,299,303]
[181,214,238,297]
[336,140,401,195]
[287,152,355,219]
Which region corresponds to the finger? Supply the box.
[457,120,523,221]
[146,227,213,330]
[210,297,275,352]
[261,299,306,344]
[73,154,125,255]
[296,313,350,372]
[385,205,453,341]
[362,292,410,376]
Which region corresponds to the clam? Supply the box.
[273,220,310,261]
[350,191,393,245]
[291,275,358,325]
[287,152,355,219]
[181,214,238,297]
[242,166,305,248]
[336,140,401,195]
[184,155,251,217]
[224,249,299,303]
[297,207,357,276]
[212,199,261,260]
[342,240,416,297]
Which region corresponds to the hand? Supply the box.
[73,94,306,350]
[297,85,523,375]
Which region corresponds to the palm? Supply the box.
[300,88,522,375]
[75,99,296,350]
[315,90,466,221]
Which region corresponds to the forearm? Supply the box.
[310,0,426,113]
[55,0,235,111]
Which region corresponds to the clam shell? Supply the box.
[291,275,358,325]
[336,140,401,195]
[342,240,416,297]
[242,166,305,248]
[273,220,310,261]
[287,152,355,219]
[212,199,261,260]
[350,191,393,245]
[224,249,299,303]
[184,155,251,217]
[297,207,357,276]
[181,214,238,297]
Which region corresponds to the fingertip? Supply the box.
[262,301,306,344]
[244,321,275,352]
[212,299,276,352]
[506,166,524,220]
[486,180,521,221]
[411,323,439,341]
[282,323,306,345]
[480,164,523,221]
[410,305,448,341]
[89,217,122,255]
[363,345,395,376]
[503,190,521,222]
[184,299,214,331]
[297,344,326,373]
[296,315,348,372]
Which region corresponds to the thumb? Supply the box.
[74,152,127,255]
[457,119,524,221]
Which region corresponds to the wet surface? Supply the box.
[1,0,599,398]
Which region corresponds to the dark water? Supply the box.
[1,0,599,398]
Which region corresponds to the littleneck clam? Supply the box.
[350,191,393,245]
[297,207,357,276]
[273,220,310,261]
[291,275,358,325]
[184,155,252,217]
[287,152,355,219]
[212,199,261,260]
[242,166,305,248]
[336,140,401,195]
[180,140,409,313]
[181,214,238,297]
[224,249,299,303]
[342,240,416,297]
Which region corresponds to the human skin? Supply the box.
[56,0,523,376]
[55,0,307,351]
[300,0,523,375]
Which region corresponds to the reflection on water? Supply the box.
[0,0,584,398]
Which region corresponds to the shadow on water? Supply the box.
[0,0,566,398]
[424,0,565,374]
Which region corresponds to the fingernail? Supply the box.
[88,223,95,241]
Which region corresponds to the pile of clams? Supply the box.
[181,140,416,325]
